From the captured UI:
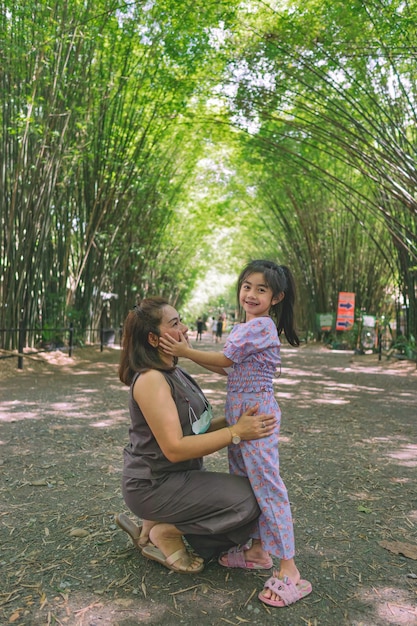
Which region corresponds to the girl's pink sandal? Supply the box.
[218,545,273,570]
[258,575,312,607]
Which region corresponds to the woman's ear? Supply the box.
[148,332,159,348]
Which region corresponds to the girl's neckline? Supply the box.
[243,315,272,323]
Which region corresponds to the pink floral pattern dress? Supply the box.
[223,316,295,559]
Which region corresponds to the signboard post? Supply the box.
[317,313,334,332]
[336,292,355,331]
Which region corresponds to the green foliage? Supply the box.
[392,333,416,359]
[1,0,416,347]
[0,0,242,345]
[210,0,417,339]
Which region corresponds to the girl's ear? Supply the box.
[272,293,285,306]
[148,332,159,347]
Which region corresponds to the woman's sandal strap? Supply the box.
[166,548,187,566]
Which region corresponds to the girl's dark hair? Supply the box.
[118,296,176,386]
[237,260,300,347]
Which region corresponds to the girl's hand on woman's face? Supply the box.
[159,332,189,357]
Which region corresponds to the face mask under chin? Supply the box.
[191,407,213,434]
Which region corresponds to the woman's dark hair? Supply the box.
[237,260,300,347]
[118,296,176,386]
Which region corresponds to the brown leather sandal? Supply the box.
[141,544,204,574]
[115,513,151,551]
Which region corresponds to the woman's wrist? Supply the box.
[228,426,241,445]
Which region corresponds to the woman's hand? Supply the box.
[234,405,276,441]
[159,332,189,357]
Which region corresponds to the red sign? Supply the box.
[336,292,355,331]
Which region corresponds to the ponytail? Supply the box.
[274,265,299,347]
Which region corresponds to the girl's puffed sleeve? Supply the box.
[223,318,277,363]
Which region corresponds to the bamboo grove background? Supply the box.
[1,0,416,348]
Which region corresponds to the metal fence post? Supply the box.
[69,323,74,357]
[377,329,382,361]
[18,315,25,370]
[100,323,104,352]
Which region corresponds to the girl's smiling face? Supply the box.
[239,272,282,320]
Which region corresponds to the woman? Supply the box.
[116,297,276,574]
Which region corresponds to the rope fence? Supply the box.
[0,323,122,370]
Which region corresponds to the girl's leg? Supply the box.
[224,446,271,565]
[275,558,300,583]
[242,538,270,562]
[241,436,295,560]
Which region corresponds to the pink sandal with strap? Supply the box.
[218,545,273,570]
[258,575,312,607]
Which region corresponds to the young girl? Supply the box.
[160,260,312,608]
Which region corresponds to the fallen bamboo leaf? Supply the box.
[379,540,417,560]
[115,574,131,587]
[114,598,134,607]
[9,610,21,623]
[169,584,200,595]
[69,528,89,538]
[244,588,256,607]
[358,505,372,514]
[74,602,103,615]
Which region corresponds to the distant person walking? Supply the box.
[215,316,223,343]
[211,317,217,342]
[196,317,204,341]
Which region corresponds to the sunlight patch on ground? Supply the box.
[349,363,417,376]
[312,397,350,405]
[356,585,417,625]
[323,382,384,393]
[277,367,325,379]
[278,391,303,400]
[0,409,39,422]
[360,437,417,468]
[91,412,130,428]
[277,389,350,404]
[349,491,382,501]
[386,444,417,468]
[274,377,301,385]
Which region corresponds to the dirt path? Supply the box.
[0,342,416,626]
